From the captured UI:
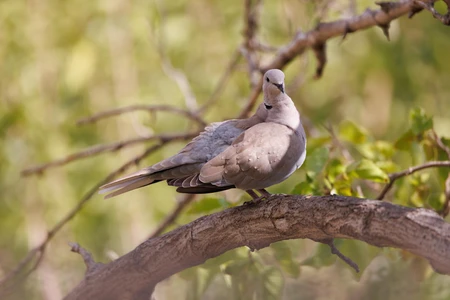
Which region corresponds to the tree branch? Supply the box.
[238,0,435,117]
[377,160,450,200]
[21,132,198,176]
[149,194,196,238]
[414,0,450,25]
[69,243,104,275]
[432,130,450,216]
[77,104,206,127]
[65,194,450,300]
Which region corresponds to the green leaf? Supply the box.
[339,120,369,144]
[410,107,433,135]
[261,267,283,300]
[331,178,353,196]
[410,191,425,207]
[338,239,381,277]
[271,242,300,278]
[186,197,229,214]
[222,259,250,275]
[428,193,445,211]
[394,129,415,150]
[306,135,332,151]
[326,158,346,183]
[305,146,329,174]
[302,243,336,268]
[346,159,389,183]
[292,181,315,195]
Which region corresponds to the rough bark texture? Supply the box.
[65,194,450,300]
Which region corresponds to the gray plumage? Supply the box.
[99,69,306,199]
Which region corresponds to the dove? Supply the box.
[99,69,306,200]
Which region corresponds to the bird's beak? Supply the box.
[274,83,284,93]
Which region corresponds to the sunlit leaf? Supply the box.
[261,267,283,300]
[376,160,398,173]
[326,158,347,183]
[339,120,369,144]
[346,159,389,182]
[305,146,329,174]
[306,136,332,151]
[331,179,353,196]
[427,193,445,211]
[395,129,415,150]
[222,258,250,275]
[302,243,336,268]
[271,242,300,278]
[292,181,315,195]
[411,191,425,207]
[410,107,433,135]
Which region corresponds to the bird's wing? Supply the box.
[199,123,303,189]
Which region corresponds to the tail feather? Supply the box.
[99,175,156,199]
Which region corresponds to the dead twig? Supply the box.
[149,194,196,238]
[197,50,242,114]
[241,0,263,88]
[237,78,263,119]
[21,132,198,176]
[377,161,450,200]
[431,130,450,216]
[77,105,206,127]
[317,238,360,273]
[413,0,450,25]
[69,243,104,275]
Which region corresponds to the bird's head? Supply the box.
[262,69,286,110]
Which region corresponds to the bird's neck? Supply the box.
[266,98,302,131]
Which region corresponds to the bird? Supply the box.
[99,69,307,201]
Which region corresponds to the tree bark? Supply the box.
[65,194,450,300]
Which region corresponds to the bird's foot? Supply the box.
[243,189,271,205]
[243,196,265,205]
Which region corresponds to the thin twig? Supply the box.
[432,130,450,159]
[325,124,353,162]
[431,130,450,216]
[196,50,242,114]
[77,105,206,127]
[149,194,196,238]
[21,132,198,176]
[317,238,360,273]
[242,0,263,87]
[69,243,104,275]
[377,161,450,200]
[442,174,450,217]
[159,56,199,110]
[237,77,263,119]
[413,0,450,25]
[154,3,198,110]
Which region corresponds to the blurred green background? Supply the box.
[1,0,450,299]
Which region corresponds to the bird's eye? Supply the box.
[266,77,269,82]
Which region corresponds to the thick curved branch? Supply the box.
[65,194,450,300]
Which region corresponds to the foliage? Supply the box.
[1,0,450,299]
